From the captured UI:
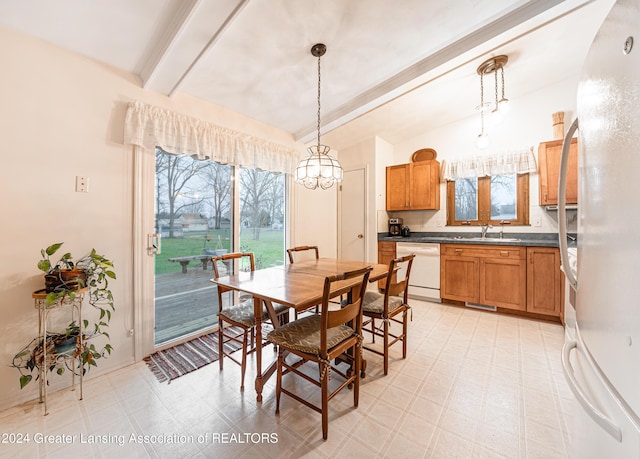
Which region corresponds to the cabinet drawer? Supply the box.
[441,244,525,260]
[378,241,397,252]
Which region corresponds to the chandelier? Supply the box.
[295,43,343,190]
[475,55,509,149]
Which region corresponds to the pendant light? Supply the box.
[475,55,509,149]
[295,43,343,190]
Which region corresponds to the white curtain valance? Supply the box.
[442,147,537,180]
[123,101,300,174]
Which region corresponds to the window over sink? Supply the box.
[446,173,529,226]
[442,148,535,227]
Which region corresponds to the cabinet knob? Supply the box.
[357,234,364,239]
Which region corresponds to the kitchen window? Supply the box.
[446,173,529,226]
[442,148,535,227]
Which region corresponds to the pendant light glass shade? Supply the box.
[295,43,343,190]
[295,144,343,190]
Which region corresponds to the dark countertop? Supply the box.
[378,231,577,248]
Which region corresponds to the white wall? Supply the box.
[291,183,338,257]
[0,26,332,410]
[388,75,581,235]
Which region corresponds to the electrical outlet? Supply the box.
[436,219,443,227]
[75,176,89,193]
[533,217,542,227]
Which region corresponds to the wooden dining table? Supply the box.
[211,258,391,402]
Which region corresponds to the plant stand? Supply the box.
[32,287,87,415]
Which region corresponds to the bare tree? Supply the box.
[265,173,284,226]
[239,168,280,241]
[155,149,208,237]
[454,178,478,221]
[202,162,232,229]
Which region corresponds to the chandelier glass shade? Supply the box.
[295,43,343,190]
[295,144,343,190]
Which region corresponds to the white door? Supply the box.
[339,167,366,261]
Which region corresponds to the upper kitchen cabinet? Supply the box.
[538,137,578,206]
[386,160,440,211]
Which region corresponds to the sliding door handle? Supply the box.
[147,233,161,255]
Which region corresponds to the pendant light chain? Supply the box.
[494,68,499,108]
[316,51,322,149]
[479,71,485,132]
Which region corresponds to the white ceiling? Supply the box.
[0,0,614,151]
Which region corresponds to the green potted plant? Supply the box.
[11,243,116,389]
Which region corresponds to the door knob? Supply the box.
[357,234,364,239]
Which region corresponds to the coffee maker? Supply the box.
[388,218,403,237]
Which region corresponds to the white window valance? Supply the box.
[123,101,301,174]
[442,147,537,180]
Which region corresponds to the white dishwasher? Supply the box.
[396,242,441,302]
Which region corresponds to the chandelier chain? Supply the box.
[479,72,485,132]
[494,68,499,107]
[316,51,322,148]
[500,66,506,99]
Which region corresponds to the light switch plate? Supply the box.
[533,217,542,227]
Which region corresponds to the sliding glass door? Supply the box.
[152,150,287,346]
[154,149,232,345]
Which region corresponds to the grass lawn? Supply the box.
[155,229,284,274]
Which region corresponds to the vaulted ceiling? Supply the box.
[0,0,614,150]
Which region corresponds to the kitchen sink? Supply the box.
[446,237,521,242]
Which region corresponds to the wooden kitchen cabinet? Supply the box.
[440,243,563,319]
[538,137,578,206]
[386,160,440,211]
[377,241,396,290]
[440,244,526,311]
[440,253,478,303]
[480,255,527,310]
[526,247,563,316]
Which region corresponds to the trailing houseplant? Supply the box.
[11,243,116,389]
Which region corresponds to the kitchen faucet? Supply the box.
[481,224,493,238]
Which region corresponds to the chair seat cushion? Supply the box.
[362,291,404,315]
[266,315,355,355]
[273,303,289,315]
[218,300,256,328]
[219,300,290,328]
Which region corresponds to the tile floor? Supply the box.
[0,300,577,458]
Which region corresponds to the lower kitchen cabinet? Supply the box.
[440,255,478,303]
[440,244,526,310]
[377,241,396,290]
[480,256,527,310]
[526,247,563,316]
[441,244,563,318]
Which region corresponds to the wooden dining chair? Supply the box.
[287,245,321,319]
[362,254,414,376]
[267,265,372,440]
[212,252,289,391]
[286,245,319,264]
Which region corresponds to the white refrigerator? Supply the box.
[559,0,640,457]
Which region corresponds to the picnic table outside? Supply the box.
[167,249,229,274]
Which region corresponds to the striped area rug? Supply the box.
[144,328,244,383]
